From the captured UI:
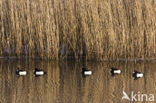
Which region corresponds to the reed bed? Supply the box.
[0,0,156,61]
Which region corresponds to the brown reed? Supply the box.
[0,0,156,61]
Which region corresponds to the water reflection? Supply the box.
[0,60,156,103]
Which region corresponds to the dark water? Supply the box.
[0,60,156,103]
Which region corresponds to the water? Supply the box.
[0,60,156,103]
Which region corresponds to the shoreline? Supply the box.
[1,56,156,62]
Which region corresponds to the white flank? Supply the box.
[137,73,143,77]
[84,71,92,75]
[114,70,121,74]
[19,71,27,75]
[36,71,44,75]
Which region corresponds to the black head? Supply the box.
[110,67,118,76]
[16,68,21,76]
[35,68,41,71]
[34,68,38,76]
[81,67,88,78]
[134,70,140,73]
[111,67,117,70]
[82,67,87,72]
[133,70,140,80]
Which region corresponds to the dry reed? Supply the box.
[0,0,156,61]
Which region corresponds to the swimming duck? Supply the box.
[16,69,27,76]
[110,67,121,76]
[34,68,46,77]
[133,70,143,80]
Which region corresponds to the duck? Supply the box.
[16,69,27,76]
[82,67,92,76]
[133,70,143,80]
[110,67,121,76]
[34,68,46,77]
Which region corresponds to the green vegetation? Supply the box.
[0,0,156,60]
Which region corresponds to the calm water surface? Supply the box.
[0,60,156,103]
